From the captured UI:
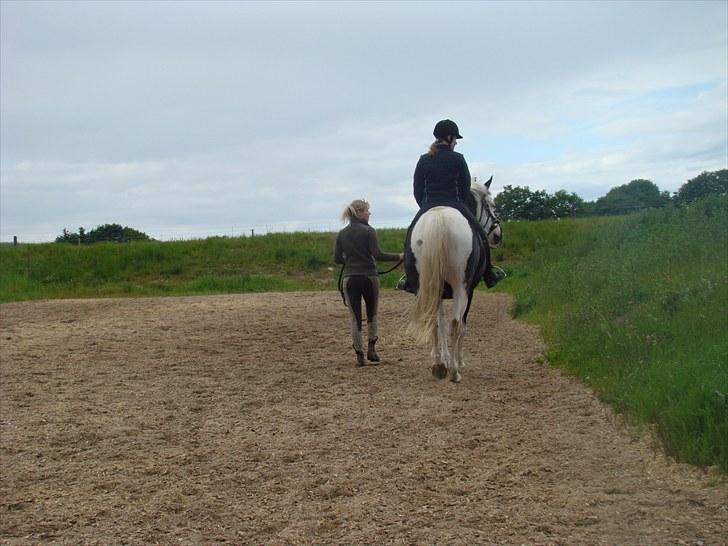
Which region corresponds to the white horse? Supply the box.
[406,178,502,383]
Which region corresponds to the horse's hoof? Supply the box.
[431,364,447,380]
[450,372,461,383]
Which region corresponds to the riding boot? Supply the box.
[396,275,416,294]
[483,266,506,288]
[366,318,380,363]
[481,240,506,288]
[353,329,365,367]
[367,338,380,363]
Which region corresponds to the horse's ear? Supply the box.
[485,176,493,189]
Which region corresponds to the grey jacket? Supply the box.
[334,218,400,277]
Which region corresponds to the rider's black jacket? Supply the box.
[413,144,477,211]
[411,144,483,239]
[404,143,495,288]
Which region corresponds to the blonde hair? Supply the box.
[428,138,448,156]
[341,199,369,222]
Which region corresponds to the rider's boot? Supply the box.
[396,275,416,294]
[481,232,506,288]
[483,266,506,288]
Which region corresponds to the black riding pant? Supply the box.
[343,275,380,351]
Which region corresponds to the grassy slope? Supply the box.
[1,198,726,470]
[503,196,727,471]
[0,232,344,301]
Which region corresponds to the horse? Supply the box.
[405,177,502,383]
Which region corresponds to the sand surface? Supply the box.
[1,291,726,545]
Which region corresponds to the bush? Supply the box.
[56,224,153,244]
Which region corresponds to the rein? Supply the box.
[338,259,403,306]
[377,259,404,275]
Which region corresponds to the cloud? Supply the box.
[1,1,726,241]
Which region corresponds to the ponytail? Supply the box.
[341,199,369,223]
[428,138,450,156]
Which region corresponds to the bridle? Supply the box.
[476,196,502,246]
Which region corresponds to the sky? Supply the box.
[1,0,726,242]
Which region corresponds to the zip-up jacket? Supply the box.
[410,144,486,242]
[334,218,400,277]
[413,144,472,208]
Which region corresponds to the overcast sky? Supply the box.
[1,1,726,241]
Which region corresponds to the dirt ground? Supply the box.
[0,291,725,545]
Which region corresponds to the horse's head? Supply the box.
[471,176,502,246]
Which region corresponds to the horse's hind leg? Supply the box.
[430,332,444,379]
[438,303,451,368]
[431,304,449,380]
[449,319,466,383]
[430,345,447,379]
[449,285,469,383]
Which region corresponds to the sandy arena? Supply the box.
[1,291,726,545]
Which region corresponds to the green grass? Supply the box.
[0,228,414,302]
[501,195,728,471]
[2,198,726,471]
[0,232,352,301]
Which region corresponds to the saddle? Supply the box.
[403,223,486,299]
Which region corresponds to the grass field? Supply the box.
[505,196,727,471]
[0,232,343,301]
[1,196,726,471]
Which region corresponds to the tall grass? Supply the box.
[504,196,728,471]
[0,230,407,302]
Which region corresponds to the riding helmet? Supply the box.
[433,119,463,140]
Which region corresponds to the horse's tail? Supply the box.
[406,211,449,346]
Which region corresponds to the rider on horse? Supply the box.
[398,119,505,293]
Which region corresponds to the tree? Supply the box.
[85,223,152,243]
[547,190,585,218]
[593,179,669,215]
[55,228,80,244]
[495,185,534,220]
[55,224,153,244]
[495,186,585,220]
[525,189,549,220]
[674,170,728,204]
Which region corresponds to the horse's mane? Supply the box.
[470,181,487,197]
[470,180,495,207]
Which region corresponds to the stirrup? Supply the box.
[395,274,416,294]
[484,266,507,288]
[395,275,408,291]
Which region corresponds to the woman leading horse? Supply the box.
[334,199,403,367]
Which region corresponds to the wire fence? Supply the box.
[3,218,413,245]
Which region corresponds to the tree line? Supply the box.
[494,169,727,221]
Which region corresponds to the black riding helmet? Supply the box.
[433,119,463,140]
